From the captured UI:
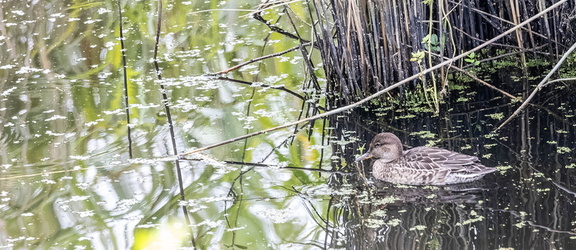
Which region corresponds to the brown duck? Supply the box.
[356,133,497,185]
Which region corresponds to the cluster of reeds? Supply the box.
[305,0,575,108]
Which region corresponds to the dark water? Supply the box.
[328,116,576,249]
[325,74,576,249]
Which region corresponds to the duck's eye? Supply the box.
[374,142,382,147]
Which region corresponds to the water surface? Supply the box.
[1,0,575,249]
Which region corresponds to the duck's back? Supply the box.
[404,146,481,169]
[373,146,496,185]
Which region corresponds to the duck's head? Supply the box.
[355,132,404,163]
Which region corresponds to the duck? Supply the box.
[356,132,497,185]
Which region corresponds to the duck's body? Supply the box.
[356,133,496,186]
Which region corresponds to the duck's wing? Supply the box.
[404,147,494,174]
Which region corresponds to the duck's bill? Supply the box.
[355,152,373,162]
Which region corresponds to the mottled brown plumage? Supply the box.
[356,133,496,185]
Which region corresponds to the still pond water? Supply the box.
[1,0,575,249]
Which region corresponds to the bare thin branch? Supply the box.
[152,0,195,246]
[208,42,311,75]
[116,0,133,158]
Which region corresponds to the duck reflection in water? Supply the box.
[356,133,497,186]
